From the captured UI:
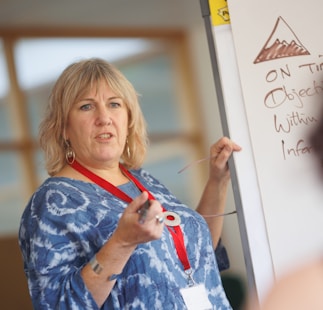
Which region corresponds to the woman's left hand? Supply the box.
[208,136,242,184]
[196,136,241,247]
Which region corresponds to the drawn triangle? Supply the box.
[254,16,310,64]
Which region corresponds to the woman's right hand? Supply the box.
[82,191,164,307]
[112,191,164,247]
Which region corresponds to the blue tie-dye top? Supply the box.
[19,168,231,310]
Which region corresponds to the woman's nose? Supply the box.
[95,107,112,126]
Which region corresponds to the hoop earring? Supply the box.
[65,140,75,164]
[126,139,131,158]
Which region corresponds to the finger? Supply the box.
[232,142,242,151]
[139,200,162,223]
[127,191,149,213]
[211,137,230,156]
[212,138,241,158]
[155,214,165,225]
[210,145,234,170]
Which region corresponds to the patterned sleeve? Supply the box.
[19,181,99,310]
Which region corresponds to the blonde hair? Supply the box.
[39,58,148,176]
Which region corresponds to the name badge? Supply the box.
[180,284,213,310]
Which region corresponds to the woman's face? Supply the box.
[65,80,129,169]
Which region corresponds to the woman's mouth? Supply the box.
[97,133,112,139]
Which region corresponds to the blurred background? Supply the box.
[0,0,247,308]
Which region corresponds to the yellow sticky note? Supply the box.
[209,0,230,26]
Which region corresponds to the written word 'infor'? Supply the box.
[274,111,317,133]
[281,139,313,160]
[264,80,323,109]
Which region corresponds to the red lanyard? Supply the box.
[70,160,191,271]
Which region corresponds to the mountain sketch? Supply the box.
[254,16,310,64]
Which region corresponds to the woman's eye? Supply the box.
[110,102,121,108]
[80,103,92,111]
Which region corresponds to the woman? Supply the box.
[19,58,241,309]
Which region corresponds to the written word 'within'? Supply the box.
[264,79,323,109]
[274,111,318,133]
